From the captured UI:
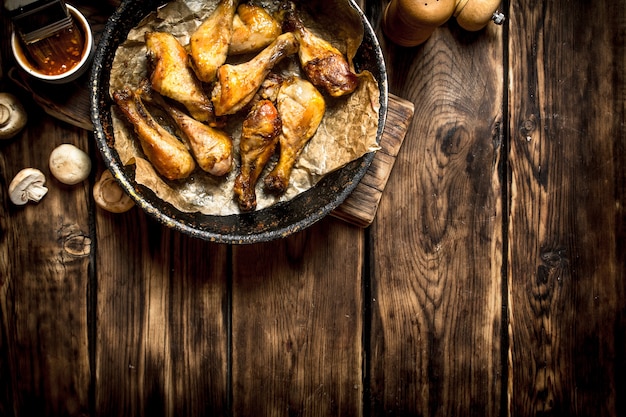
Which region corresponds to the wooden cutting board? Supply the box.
[331,95,414,227]
[9,66,414,228]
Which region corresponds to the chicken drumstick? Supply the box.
[234,99,282,211]
[189,0,239,83]
[282,5,358,97]
[211,32,299,116]
[145,31,214,123]
[264,76,325,194]
[113,88,196,181]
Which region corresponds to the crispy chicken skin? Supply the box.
[282,5,358,97]
[264,77,325,193]
[211,32,299,116]
[145,31,214,123]
[234,99,282,211]
[112,88,196,181]
[157,97,233,176]
[229,4,282,55]
[189,0,239,83]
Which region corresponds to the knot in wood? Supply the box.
[541,248,568,268]
[521,117,537,134]
[63,233,92,257]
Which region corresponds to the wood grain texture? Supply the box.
[94,206,229,416]
[368,5,505,415]
[0,109,92,416]
[508,1,626,415]
[231,218,364,417]
[1,0,625,415]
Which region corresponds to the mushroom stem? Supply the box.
[23,183,48,202]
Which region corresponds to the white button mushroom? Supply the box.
[49,143,92,185]
[0,92,27,140]
[8,168,48,205]
[93,170,135,213]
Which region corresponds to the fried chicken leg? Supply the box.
[282,6,358,97]
[189,0,239,83]
[264,77,325,193]
[112,88,196,181]
[145,32,214,123]
[157,97,233,176]
[211,32,299,116]
[229,4,282,55]
[234,99,282,211]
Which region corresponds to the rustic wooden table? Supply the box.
[1,0,624,416]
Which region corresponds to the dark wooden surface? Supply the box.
[1,0,624,416]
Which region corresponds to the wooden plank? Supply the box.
[94,205,229,416]
[368,8,505,416]
[0,108,92,416]
[507,1,626,415]
[231,218,364,416]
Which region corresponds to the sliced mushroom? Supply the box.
[0,92,27,140]
[93,170,135,213]
[8,168,48,205]
[49,143,92,185]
